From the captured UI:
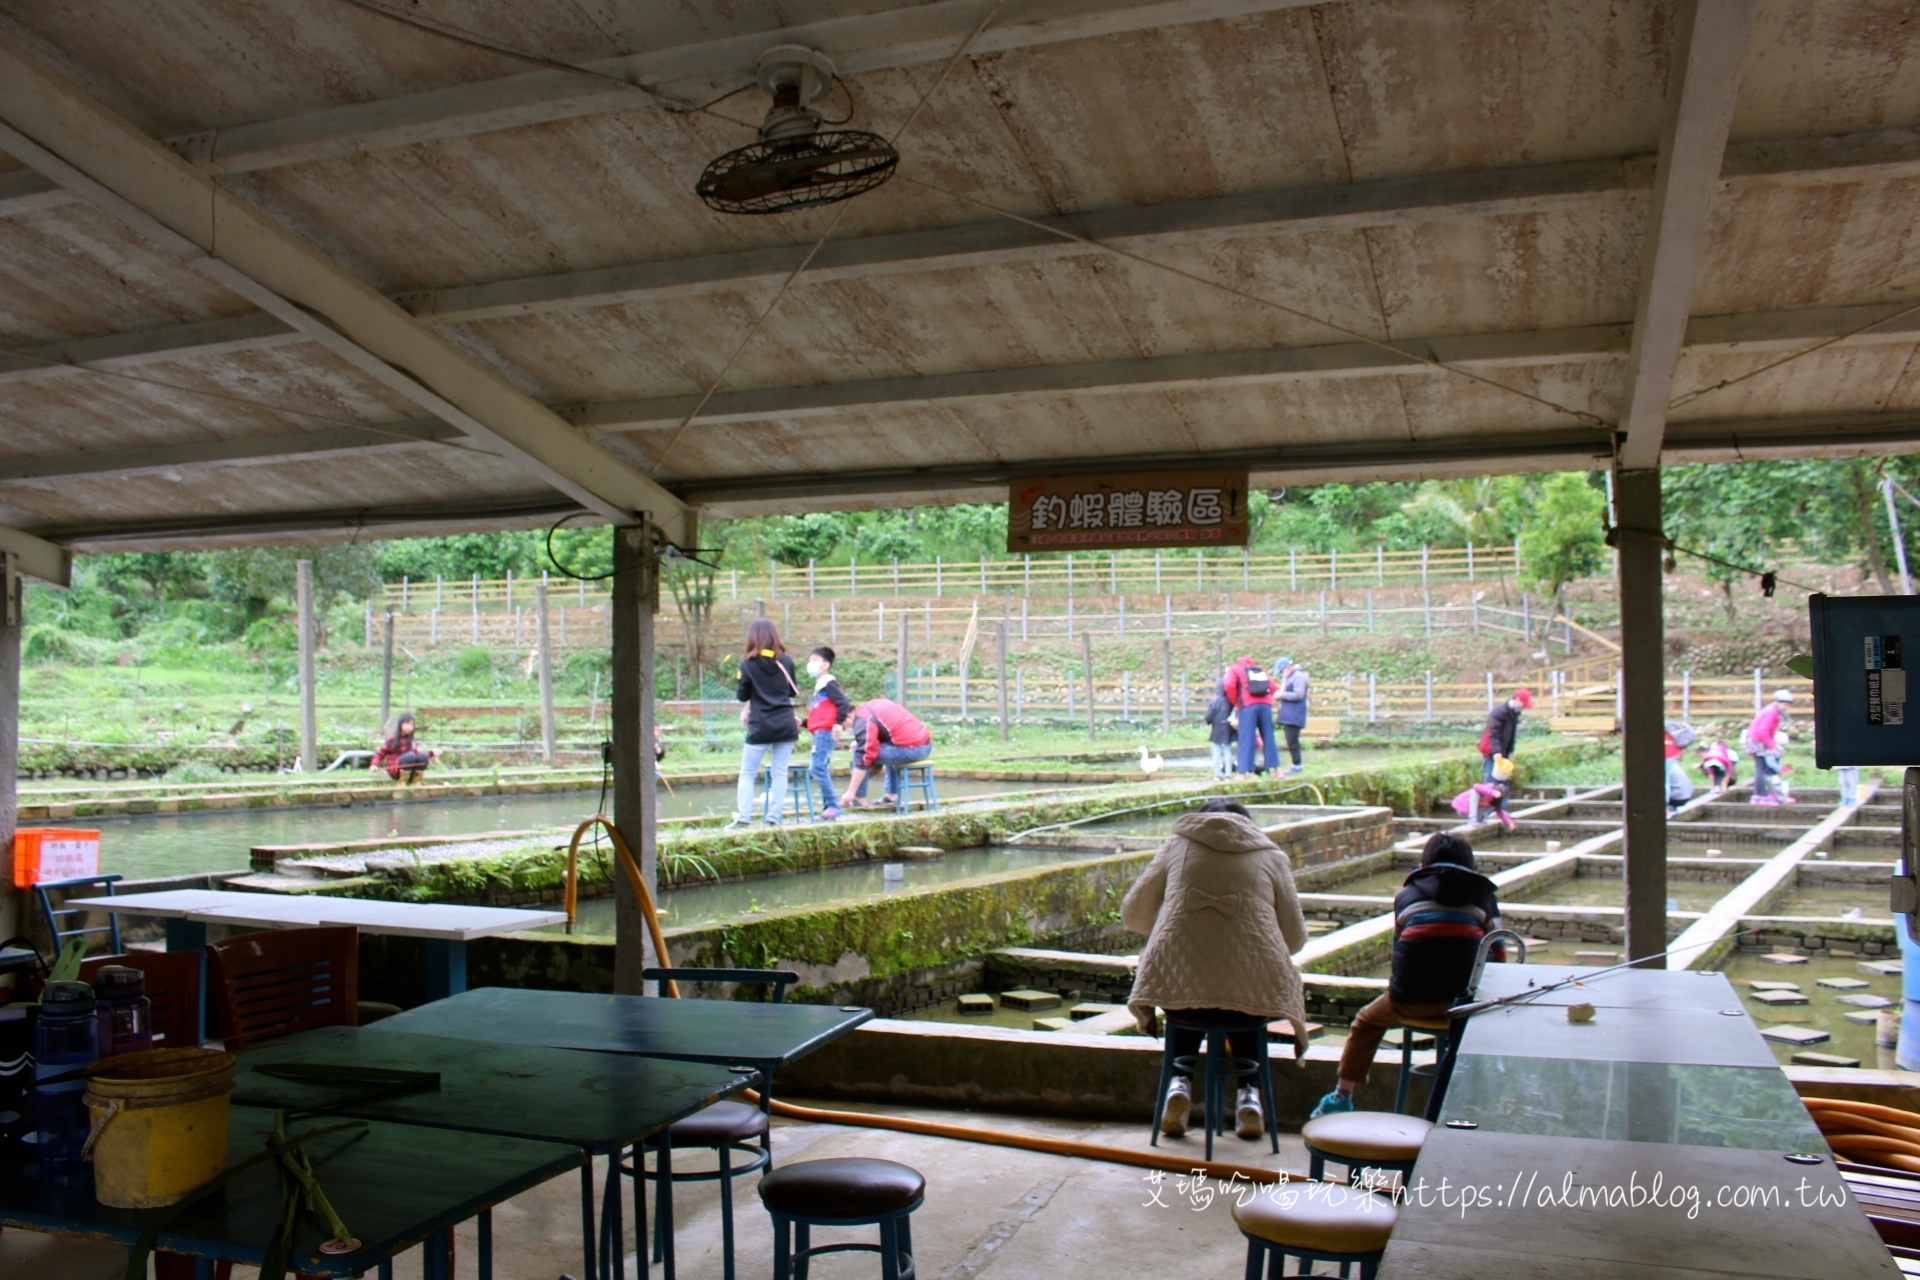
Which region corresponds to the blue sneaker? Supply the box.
[1309,1089,1354,1120]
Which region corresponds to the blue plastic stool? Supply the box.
[1149,1014,1279,1163]
[893,764,938,814]
[758,762,818,823]
[1392,1016,1452,1115]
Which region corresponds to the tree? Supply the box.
[1518,473,1606,611]
[765,513,845,566]
[204,545,378,639]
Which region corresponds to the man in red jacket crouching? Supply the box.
[840,697,933,812]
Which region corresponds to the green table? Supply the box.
[0,1104,579,1279]
[232,1026,750,1280]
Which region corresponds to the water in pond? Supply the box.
[555,843,1123,934]
[92,775,1043,880]
[1506,876,1729,912]
[1313,868,1404,897]
[1719,950,1904,1068]
[1771,882,1895,919]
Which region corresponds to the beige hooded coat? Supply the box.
[1121,810,1310,1034]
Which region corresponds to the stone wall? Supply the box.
[1735,916,1898,958]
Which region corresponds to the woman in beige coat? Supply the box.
[1121,798,1311,1140]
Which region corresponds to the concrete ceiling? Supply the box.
[0,0,1915,551]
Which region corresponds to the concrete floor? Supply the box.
[4,1102,1321,1280]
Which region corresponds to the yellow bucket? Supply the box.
[83,1048,235,1209]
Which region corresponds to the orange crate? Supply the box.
[12,828,101,888]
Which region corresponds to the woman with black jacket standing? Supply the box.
[728,618,802,829]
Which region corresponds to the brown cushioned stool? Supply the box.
[1302,1111,1432,1183]
[758,1157,925,1280]
[1232,1184,1396,1280]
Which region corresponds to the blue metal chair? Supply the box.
[894,763,938,814]
[628,966,800,1280]
[33,874,122,955]
[1392,1016,1453,1115]
[1149,1013,1280,1162]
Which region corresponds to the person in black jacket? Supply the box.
[727,618,801,829]
[1478,688,1533,781]
[1311,833,1504,1117]
[1203,675,1235,780]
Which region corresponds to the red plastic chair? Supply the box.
[206,926,360,1051]
[79,951,202,1048]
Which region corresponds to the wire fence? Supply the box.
[372,543,1522,614]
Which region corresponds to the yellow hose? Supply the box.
[580,815,1308,1184]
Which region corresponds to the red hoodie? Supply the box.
[850,698,931,768]
[1223,656,1275,707]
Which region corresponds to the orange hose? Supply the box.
[581,814,1315,1184]
[1810,1112,1920,1145]
[1804,1098,1920,1129]
[566,815,678,997]
[1826,1133,1920,1161]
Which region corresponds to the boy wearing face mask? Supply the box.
[804,647,855,820]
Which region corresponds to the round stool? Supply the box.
[1302,1111,1433,1183]
[1392,1015,1453,1116]
[630,1100,770,1280]
[758,1156,925,1280]
[1149,1014,1280,1162]
[1232,1184,1396,1280]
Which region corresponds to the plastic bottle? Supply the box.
[92,966,153,1057]
[0,1006,29,1140]
[32,981,99,1174]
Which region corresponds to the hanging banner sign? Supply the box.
[1007,468,1250,552]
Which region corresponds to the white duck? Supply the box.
[1138,744,1165,775]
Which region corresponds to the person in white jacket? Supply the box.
[1122,798,1311,1141]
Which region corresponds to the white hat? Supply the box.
[1773,689,1796,702]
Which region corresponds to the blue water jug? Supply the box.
[32,981,99,1175]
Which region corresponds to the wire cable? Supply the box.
[643,0,1008,479]
[325,0,759,125]
[894,172,1608,429]
[1667,300,1920,411]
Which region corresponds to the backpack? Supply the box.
[1665,720,1697,748]
[1244,666,1272,697]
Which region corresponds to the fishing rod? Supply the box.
[1005,782,1327,843]
[1448,926,1762,1019]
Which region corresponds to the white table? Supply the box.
[67,889,565,1000]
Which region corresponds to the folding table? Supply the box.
[0,1103,580,1279]
[230,1025,749,1280]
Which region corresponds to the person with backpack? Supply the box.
[1203,676,1236,780]
[727,618,801,830]
[1478,689,1532,781]
[1225,654,1279,775]
[1664,721,1696,814]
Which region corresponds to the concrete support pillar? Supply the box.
[0,569,19,942]
[611,525,660,995]
[1615,467,1668,966]
[297,560,317,773]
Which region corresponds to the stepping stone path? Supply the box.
[1760,1025,1831,1046]
[1520,938,1551,949]
[1843,1010,1888,1025]
[957,994,995,1016]
[1749,981,1801,991]
[1816,977,1871,990]
[1267,1020,1327,1043]
[1069,1002,1123,1020]
[1749,989,1810,1006]
[1575,951,1619,961]
[1790,1051,1862,1068]
[999,989,1061,1011]
[1834,994,1895,1009]
[1032,1016,1073,1032]
[1861,960,1905,977]
[1761,953,1810,965]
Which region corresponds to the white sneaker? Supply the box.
[1160,1078,1192,1137]
[1235,1086,1265,1141]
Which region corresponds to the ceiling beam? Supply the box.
[0,313,299,384]
[1616,0,1757,470]
[676,412,1920,513]
[0,34,690,547]
[6,126,1914,385]
[0,421,463,484]
[7,301,1915,487]
[573,302,1920,434]
[0,523,70,585]
[41,493,580,550]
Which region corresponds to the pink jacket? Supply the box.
[1746,704,1784,752]
[1700,741,1735,773]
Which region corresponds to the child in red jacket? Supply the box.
[804,647,854,820]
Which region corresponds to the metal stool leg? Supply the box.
[478,1209,492,1280]
[718,1143,736,1280]
[1149,1033,1177,1147]
[793,1223,811,1280]
[879,1217,900,1280]
[1394,1031,1414,1115]
[772,1214,790,1280]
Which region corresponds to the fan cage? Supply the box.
[696,130,899,215]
